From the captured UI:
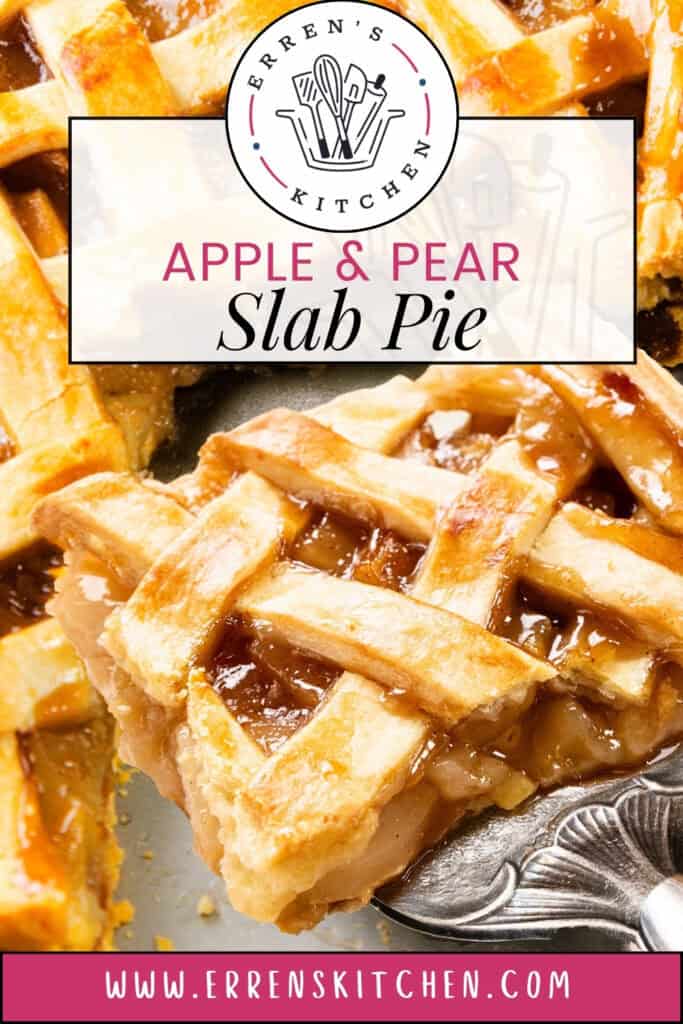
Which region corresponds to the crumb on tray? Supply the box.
[112,899,135,929]
[196,894,217,918]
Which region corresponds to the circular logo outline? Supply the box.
[225,0,459,233]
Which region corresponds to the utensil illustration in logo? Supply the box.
[351,73,387,153]
[276,57,405,171]
[314,54,353,160]
[292,72,330,159]
[331,63,367,159]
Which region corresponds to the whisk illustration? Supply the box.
[314,55,353,160]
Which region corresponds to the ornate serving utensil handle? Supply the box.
[641,876,683,950]
[377,751,683,951]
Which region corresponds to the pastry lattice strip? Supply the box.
[0,617,97,731]
[0,730,72,949]
[35,355,683,928]
[0,0,294,168]
[0,707,118,950]
[458,0,650,115]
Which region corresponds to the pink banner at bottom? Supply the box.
[2,952,680,1022]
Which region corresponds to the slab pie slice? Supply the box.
[34,352,683,932]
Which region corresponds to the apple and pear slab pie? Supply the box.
[0,0,682,947]
[32,352,683,933]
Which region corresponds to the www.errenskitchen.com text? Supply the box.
[105,966,570,1002]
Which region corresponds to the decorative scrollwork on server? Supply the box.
[378,750,683,950]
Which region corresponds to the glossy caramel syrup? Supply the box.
[496,576,647,673]
[291,506,425,591]
[568,8,647,92]
[571,464,638,519]
[399,410,512,474]
[584,79,648,127]
[208,615,340,754]
[0,544,61,638]
[3,151,70,230]
[125,0,222,41]
[501,0,597,33]
[18,714,117,907]
[0,16,48,92]
[488,670,683,787]
[638,303,683,366]
[208,507,425,751]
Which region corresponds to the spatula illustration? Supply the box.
[343,63,367,126]
[293,71,329,159]
[313,54,353,159]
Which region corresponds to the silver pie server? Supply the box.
[375,744,683,951]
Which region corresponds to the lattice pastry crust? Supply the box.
[0,152,209,945]
[1,0,682,361]
[35,352,683,932]
[1,0,682,944]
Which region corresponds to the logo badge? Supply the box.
[226,1,458,231]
